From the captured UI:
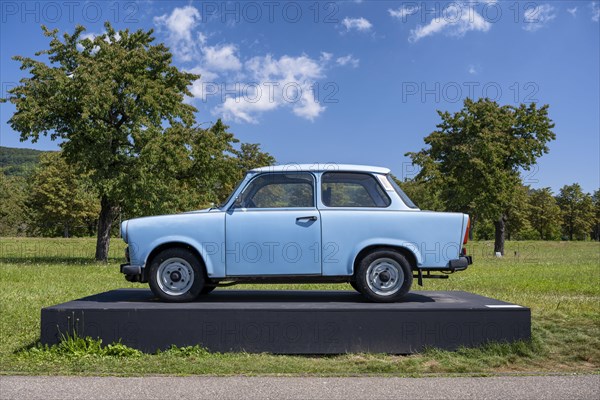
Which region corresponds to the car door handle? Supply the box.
[296,216,317,222]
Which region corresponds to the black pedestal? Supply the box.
[40,289,531,354]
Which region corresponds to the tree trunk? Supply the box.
[95,196,118,262]
[494,214,507,256]
[63,222,69,238]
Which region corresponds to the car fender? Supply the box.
[141,235,219,277]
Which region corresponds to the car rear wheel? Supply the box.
[355,249,412,302]
[148,248,204,302]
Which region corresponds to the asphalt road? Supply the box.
[1,375,598,400]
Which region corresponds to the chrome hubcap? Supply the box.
[366,258,404,296]
[157,257,194,296]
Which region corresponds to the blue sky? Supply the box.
[1,1,599,193]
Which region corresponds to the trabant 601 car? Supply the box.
[120,164,472,302]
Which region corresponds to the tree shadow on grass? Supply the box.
[0,257,122,266]
[12,339,42,355]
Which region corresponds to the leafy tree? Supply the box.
[3,23,199,260]
[393,177,444,211]
[27,153,99,237]
[0,173,28,236]
[118,120,275,218]
[527,187,562,240]
[592,190,600,241]
[505,184,532,240]
[407,98,555,255]
[556,184,594,240]
[183,120,274,205]
[235,143,276,174]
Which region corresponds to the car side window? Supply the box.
[321,172,391,207]
[237,173,315,208]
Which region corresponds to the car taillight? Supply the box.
[463,217,470,245]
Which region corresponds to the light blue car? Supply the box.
[120,164,472,302]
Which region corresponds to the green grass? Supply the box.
[0,237,599,376]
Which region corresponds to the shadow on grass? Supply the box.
[0,257,122,265]
[13,340,41,355]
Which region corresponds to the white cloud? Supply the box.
[523,4,556,32]
[567,7,577,17]
[320,52,333,62]
[186,66,220,102]
[592,2,600,22]
[218,89,280,123]
[388,5,419,21]
[293,90,325,120]
[409,5,491,42]
[215,54,326,123]
[202,44,242,71]
[336,55,360,68]
[245,54,325,82]
[154,5,201,61]
[468,65,477,75]
[341,17,373,32]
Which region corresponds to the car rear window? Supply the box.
[321,172,391,208]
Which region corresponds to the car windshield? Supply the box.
[387,175,419,209]
[218,176,246,209]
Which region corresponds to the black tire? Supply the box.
[148,247,204,302]
[355,249,413,303]
[349,281,361,293]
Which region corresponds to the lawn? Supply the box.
[0,237,598,376]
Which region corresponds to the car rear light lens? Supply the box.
[463,217,470,245]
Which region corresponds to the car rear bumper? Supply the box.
[448,255,472,271]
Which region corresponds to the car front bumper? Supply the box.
[120,263,141,275]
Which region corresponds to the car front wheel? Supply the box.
[148,248,204,302]
[355,249,413,302]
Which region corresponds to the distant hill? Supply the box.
[0,146,50,176]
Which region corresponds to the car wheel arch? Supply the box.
[146,242,208,278]
[353,245,418,275]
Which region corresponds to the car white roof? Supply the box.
[249,164,391,174]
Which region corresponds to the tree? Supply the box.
[236,143,276,177]
[556,184,594,240]
[592,190,600,241]
[0,173,28,236]
[527,187,562,240]
[393,177,444,212]
[3,23,199,260]
[27,153,99,237]
[407,98,555,255]
[505,184,531,240]
[118,120,275,219]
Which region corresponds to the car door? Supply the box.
[225,172,322,276]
